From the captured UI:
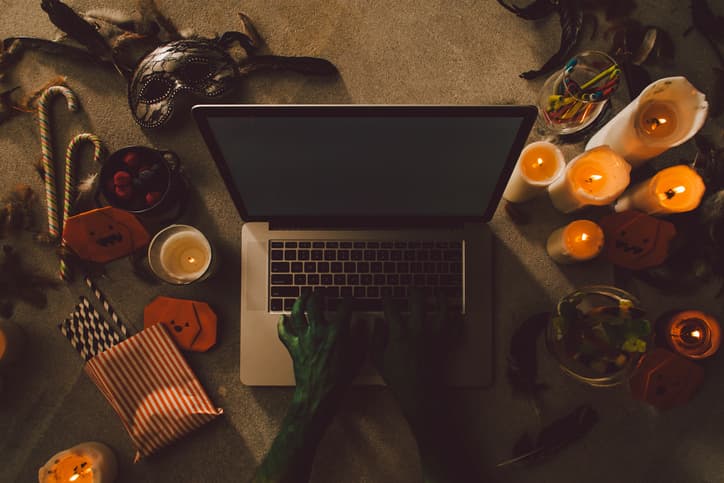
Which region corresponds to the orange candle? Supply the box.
[547,146,631,213]
[0,321,24,368]
[546,220,605,263]
[665,310,720,359]
[503,141,565,203]
[615,165,705,215]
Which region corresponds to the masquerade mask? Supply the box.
[128,39,237,128]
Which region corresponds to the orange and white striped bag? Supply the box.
[84,324,223,461]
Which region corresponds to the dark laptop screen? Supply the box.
[198,106,535,221]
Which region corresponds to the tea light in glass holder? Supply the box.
[547,146,631,213]
[614,165,705,215]
[148,224,214,284]
[546,219,604,264]
[502,141,565,203]
[665,310,721,360]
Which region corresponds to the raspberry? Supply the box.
[123,151,141,169]
[145,191,162,206]
[113,170,132,187]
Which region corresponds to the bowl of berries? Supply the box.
[546,286,652,387]
[99,146,185,220]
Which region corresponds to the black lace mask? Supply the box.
[128,39,237,128]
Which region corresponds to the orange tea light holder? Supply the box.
[502,141,565,203]
[614,165,705,215]
[547,146,631,213]
[546,219,604,264]
[665,310,720,359]
[38,441,117,483]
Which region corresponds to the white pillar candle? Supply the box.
[546,220,605,264]
[586,76,708,167]
[38,442,117,483]
[615,165,706,215]
[502,141,565,203]
[149,225,213,284]
[0,320,24,369]
[547,146,631,213]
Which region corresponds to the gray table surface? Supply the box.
[1,0,723,482]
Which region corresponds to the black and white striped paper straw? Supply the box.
[84,275,130,338]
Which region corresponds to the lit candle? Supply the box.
[614,165,705,215]
[586,76,708,167]
[502,141,565,203]
[546,220,605,263]
[38,442,117,483]
[547,146,631,213]
[148,225,213,284]
[0,320,25,369]
[665,310,720,359]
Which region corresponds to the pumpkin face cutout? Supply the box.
[63,207,150,264]
[629,348,704,410]
[599,210,676,270]
[144,296,217,352]
[38,441,118,483]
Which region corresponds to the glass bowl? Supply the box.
[546,285,650,387]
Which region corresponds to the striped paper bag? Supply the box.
[84,324,223,462]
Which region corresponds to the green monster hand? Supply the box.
[278,292,366,411]
[371,288,472,483]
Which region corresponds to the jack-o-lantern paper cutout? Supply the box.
[144,296,217,352]
[629,348,704,410]
[599,210,676,270]
[63,207,150,264]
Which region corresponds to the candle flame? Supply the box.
[691,330,701,339]
[187,256,196,264]
[585,174,603,183]
[646,117,668,131]
[660,185,687,201]
[536,157,544,166]
[581,233,589,241]
[69,475,80,482]
[672,185,686,194]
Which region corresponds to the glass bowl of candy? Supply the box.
[546,286,651,387]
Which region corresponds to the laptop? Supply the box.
[193,105,536,387]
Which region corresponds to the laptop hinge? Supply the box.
[269,219,467,231]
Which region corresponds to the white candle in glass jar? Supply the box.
[503,141,565,203]
[547,146,631,213]
[614,165,706,215]
[150,225,212,284]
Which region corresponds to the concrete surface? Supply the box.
[1,0,723,482]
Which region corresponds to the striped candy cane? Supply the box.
[58,134,104,280]
[37,86,78,240]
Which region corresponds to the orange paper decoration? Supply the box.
[629,348,704,410]
[62,207,150,263]
[665,310,721,359]
[144,296,217,352]
[599,210,676,270]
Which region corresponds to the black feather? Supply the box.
[496,0,556,20]
[40,0,110,59]
[520,0,583,79]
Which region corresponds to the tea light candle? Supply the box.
[546,220,604,263]
[547,146,631,213]
[665,310,720,359]
[614,165,705,215]
[502,141,565,203]
[586,76,708,167]
[38,442,117,483]
[149,225,213,284]
[0,320,25,369]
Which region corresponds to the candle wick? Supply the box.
[646,117,666,130]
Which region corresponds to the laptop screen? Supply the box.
[194,105,536,223]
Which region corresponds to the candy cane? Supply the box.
[37,86,78,239]
[58,134,104,280]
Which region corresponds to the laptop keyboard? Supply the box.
[269,240,464,312]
